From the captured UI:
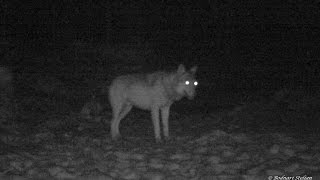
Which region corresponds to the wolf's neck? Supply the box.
[161,74,183,102]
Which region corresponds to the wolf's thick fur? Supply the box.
[108,64,198,142]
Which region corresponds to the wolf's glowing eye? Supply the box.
[185,81,190,85]
[194,81,198,86]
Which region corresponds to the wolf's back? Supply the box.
[108,73,168,110]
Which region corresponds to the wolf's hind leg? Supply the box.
[151,107,161,142]
[111,103,132,140]
[118,104,132,121]
[110,99,123,140]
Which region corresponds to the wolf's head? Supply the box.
[174,64,198,100]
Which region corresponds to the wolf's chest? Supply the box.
[126,84,171,110]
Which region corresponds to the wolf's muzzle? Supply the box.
[185,91,195,100]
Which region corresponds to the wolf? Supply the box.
[108,64,198,142]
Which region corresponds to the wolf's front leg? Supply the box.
[151,107,161,143]
[161,105,170,140]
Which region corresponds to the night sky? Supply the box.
[1,0,320,106]
[1,1,320,178]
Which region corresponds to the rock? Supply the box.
[313,153,320,162]
[192,155,202,163]
[212,164,227,174]
[109,170,118,178]
[227,162,243,171]
[232,133,250,143]
[10,161,23,171]
[27,168,40,176]
[194,135,210,145]
[136,162,146,168]
[302,164,320,171]
[242,175,265,180]
[90,175,114,180]
[294,144,308,151]
[211,130,228,137]
[208,156,221,164]
[23,160,33,169]
[269,144,280,154]
[120,168,140,180]
[312,143,320,151]
[55,171,76,179]
[0,176,26,180]
[48,166,75,179]
[131,153,145,160]
[199,175,219,180]
[91,149,104,160]
[115,151,131,160]
[282,148,295,157]
[247,164,266,175]
[61,161,70,167]
[167,163,180,171]
[166,175,186,180]
[284,163,300,173]
[218,175,241,180]
[222,150,235,158]
[236,153,250,161]
[188,168,197,177]
[299,154,313,160]
[265,169,284,176]
[170,153,191,161]
[116,161,131,169]
[48,166,63,176]
[149,158,164,169]
[194,147,207,154]
[143,171,165,180]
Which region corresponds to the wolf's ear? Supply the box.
[177,64,186,74]
[190,66,197,75]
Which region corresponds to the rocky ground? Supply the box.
[0,89,320,180]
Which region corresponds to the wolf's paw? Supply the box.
[164,136,175,144]
[164,136,171,141]
[111,134,122,141]
[155,138,162,143]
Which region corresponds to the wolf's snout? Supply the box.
[185,90,196,100]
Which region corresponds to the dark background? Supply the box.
[1,0,320,109]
